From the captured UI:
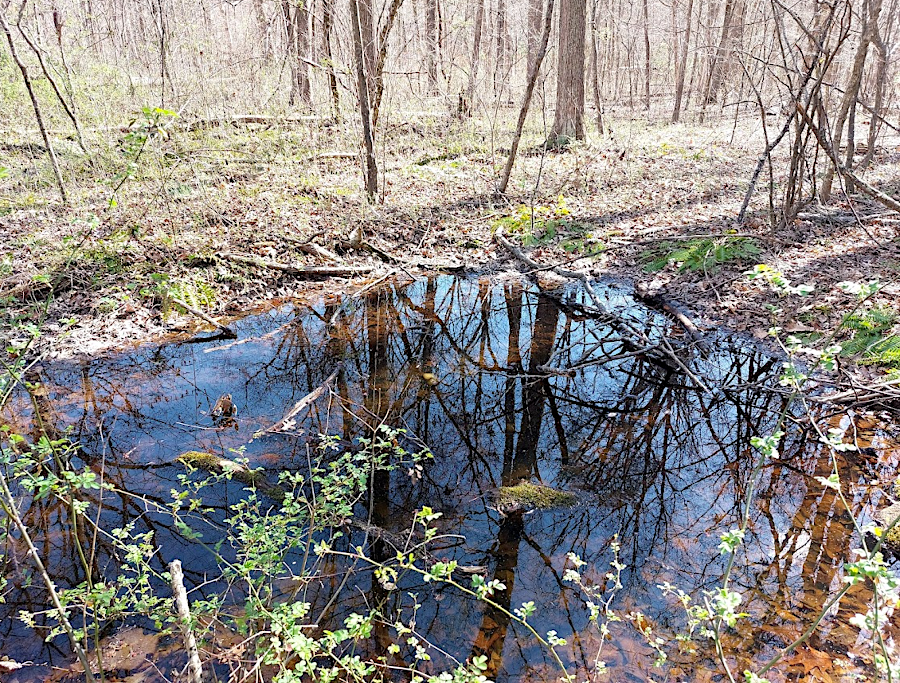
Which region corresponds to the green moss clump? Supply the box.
[177,450,223,471]
[892,475,900,500]
[176,450,280,499]
[497,481,577,511]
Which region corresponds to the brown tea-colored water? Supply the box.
[2,275,898,681]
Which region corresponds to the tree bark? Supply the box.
[283,0,311,106]
[820,0,880,200]
[672,0,693,121]
[425,0,438,91]
[495,0,511,94]
[461,0,485,116]
[642,0,651,110]
[549,0,587,142]
[350,0,379,200]
[527,0,543,68]
[322,0,341,119]
[704,0,738,105]
[589,0,604,133]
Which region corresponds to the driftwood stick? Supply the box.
[170,296,236,338]
[260,364,343,435]
[352,270,398,298]
[217,251,373,277]
[169,559,203,683]
[295,242,340,262]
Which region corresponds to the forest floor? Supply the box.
[3,111,900,379]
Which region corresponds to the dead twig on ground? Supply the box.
[216,251,374,277]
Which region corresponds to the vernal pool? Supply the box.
[2,274,898,682]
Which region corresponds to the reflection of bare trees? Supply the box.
[2,275,891,677]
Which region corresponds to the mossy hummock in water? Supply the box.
[176,450,274,494]
[496,481,577,511]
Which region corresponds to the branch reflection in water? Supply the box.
[2,274,893,681]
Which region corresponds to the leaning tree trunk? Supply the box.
[0,9,67,202]
[549,0,587,143]
[820,0,880,200]
[498,0,556,193]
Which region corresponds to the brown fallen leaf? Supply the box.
[783,645,837,681]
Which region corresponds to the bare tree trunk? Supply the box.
[527,0,543,67]
[283,0,311,106]
[498,0,556,194]
[358,0,378,107]
[859,0,892,171]
[425,0,438,91]
[549,0,587,142]
[461,0,485,116]
[371,0,406,126]
[642,0,651,110]
[0,9,67,203]
[253,0,272,59]
[672,0,693,121]
[295,0,311,105]
[820,0,880,200]
[16,14,88,155]
[350,0,378,200]
[322,0,341,119]
[704,0,737,105]
[589,0,604,133]
[495,0,511,95]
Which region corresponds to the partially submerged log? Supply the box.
[169,295,236,338]
[493,228,711,393]
[634,282,706,348]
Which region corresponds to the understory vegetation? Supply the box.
[3,0,900,678]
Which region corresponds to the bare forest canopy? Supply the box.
[0,0,897,207]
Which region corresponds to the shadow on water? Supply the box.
[2,274,898,681]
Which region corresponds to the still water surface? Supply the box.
[2,274,897,681]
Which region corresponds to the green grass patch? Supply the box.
[641,237,760,273]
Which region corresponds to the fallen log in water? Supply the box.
[493,228,712,393]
